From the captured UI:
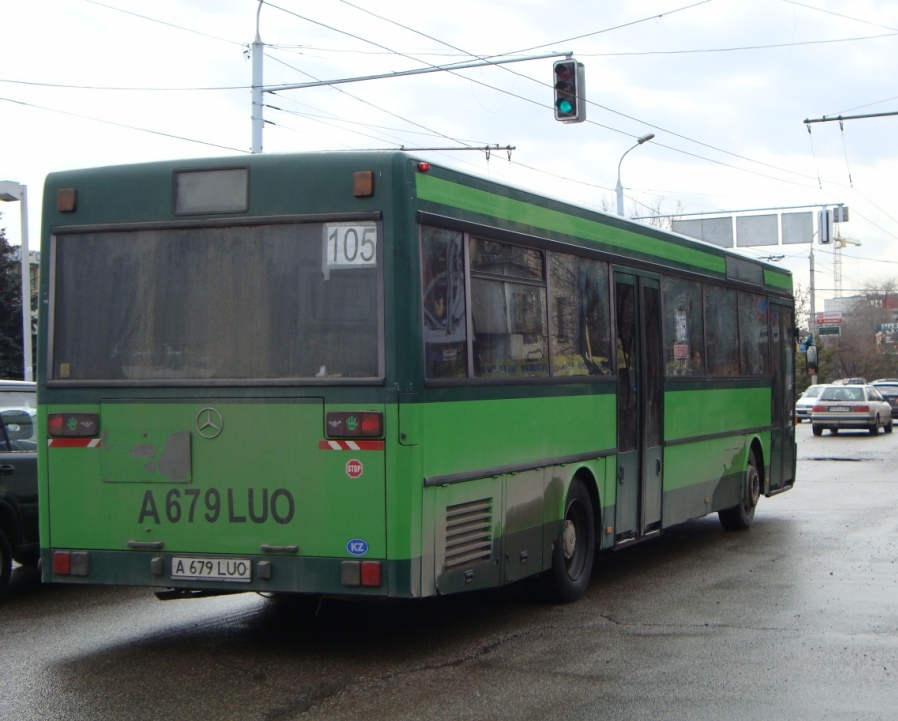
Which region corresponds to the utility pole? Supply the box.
[809,244,816,338]
[251,1,264,154]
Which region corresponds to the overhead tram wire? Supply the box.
[331,1,883,192]
[498,0,714,55]
[780,0,898,33]
[0,96,248,154]
[81,0,246,47]
[74,1,486,159]
[574,32,898,57]
[262,51,483,152]
[331,0,836,191]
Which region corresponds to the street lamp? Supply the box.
[0,180,33,381]
[615,133,655,217]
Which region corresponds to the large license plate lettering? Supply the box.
[171,556,252,582]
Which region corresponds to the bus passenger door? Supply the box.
[768,303,796,492]
[614,273,663,543]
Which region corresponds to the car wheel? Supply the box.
[870,416,880,435]
[812,425,823,436]
[719,450,761,531]
[545,478,595,603]
[0,529,12,596]
[886,420,893,435]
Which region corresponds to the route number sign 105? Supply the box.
[323,222,377,278]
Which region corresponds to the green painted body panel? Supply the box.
[664,386,771,443]
[764,268,792,290]
[44,401,387,558]
[420,394,616,479]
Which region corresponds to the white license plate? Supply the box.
[171,557,252,582]
[830,406,850,412]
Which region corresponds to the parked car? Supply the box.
[0,380,38,594]
[810,384,893,436]
[796,384,828,422]
[871,380,898,421]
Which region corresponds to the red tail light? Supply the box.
[360,561,382,587]
[812,405,825,412]
[855,405,870,412]
[53,551,71,575]
[48,412,99,437]
[326,411,383,438]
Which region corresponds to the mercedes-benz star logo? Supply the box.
[195,407,223,439]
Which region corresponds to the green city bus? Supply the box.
[38,151,795,602]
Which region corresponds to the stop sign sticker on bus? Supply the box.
[345,459,364,478]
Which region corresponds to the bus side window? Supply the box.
[662,277,704,377]
[421,226,468,379]
[704,285,739,376]
[550,253,612,376]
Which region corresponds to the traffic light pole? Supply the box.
[250,35,571,153]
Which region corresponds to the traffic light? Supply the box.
[818,209,833,244]
[553,59,586,123]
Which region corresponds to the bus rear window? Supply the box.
[51,222,381,382]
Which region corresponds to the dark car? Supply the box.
[0,380,38,594]
[872,380,898,421]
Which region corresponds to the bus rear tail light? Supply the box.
[325,411,383,438]
[361,561,382,587]
[52,551,90,576]
[48,412,99,437]
[340,560,382,587]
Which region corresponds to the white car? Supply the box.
[796,384,828,422]
[811,384,893,436]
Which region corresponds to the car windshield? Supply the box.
[0,389,37,448]
[873,385,898,398]
[802,386,824,398]
[0,390,37,411]
[820,387,864,402]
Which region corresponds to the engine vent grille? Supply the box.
[444,498,493,571]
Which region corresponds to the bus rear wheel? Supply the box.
[719,451,760,531]
[546,478,595,603]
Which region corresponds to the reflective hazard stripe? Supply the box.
[48,438,102,448]
[318,440,384,451]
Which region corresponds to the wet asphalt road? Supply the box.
[2,421,896,721]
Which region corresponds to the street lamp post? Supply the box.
[0,180,33,381]
[615,133,655,216]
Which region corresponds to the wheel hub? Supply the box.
[562,519,577,560]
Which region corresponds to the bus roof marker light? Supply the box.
[353,171,374,197]
[417,162,430,172]
[57,187,77,212]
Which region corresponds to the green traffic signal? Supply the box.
[553,59,585,123]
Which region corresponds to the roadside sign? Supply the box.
[816,311,842,325]
[818,325,841,336]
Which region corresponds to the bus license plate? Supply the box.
[171,557,252,582]
[830,406,850,413]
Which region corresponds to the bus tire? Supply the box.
[546,478,595,603]
[812,425,823,436]
[719,450,760,531]
[0,529,12,595]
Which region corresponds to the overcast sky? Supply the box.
[2,0,897,313]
